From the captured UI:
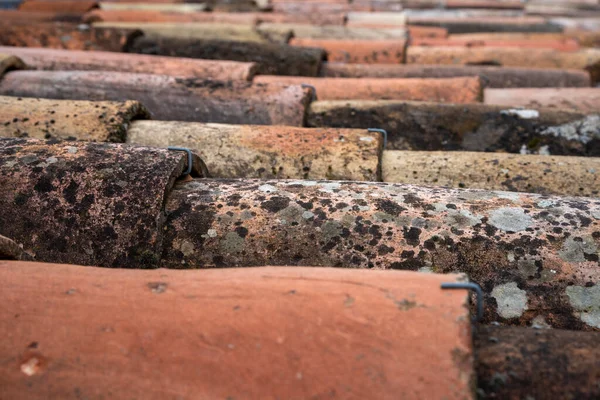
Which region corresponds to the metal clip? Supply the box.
[301,83,317,102]
[168,146,193,177]
[441,282,483,323]
[367,128,387,149]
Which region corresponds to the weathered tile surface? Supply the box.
[0,138,207,268]
[127,121,383,181]
[162,178,600,328]
[485,87,600,114]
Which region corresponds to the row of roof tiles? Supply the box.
[2,95,599,195]
[0,138,598,331]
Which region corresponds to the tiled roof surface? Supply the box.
[0,0,599,397]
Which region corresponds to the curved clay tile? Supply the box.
[0,22,143,51]
[127,121,382,181]
[84,10,258,24]
[484,87,600,114]
[0,71,313,126]
[0,46,258,81]
[253,75,483,103]
[257,23,407,40]
[128,36,325,76]
[382,151,600,197]
[306,100,599,156]
[0,138,207,268]
[18,0,99,13]
[0,262,474,399]
[319,63,592,88]
[0,96,150,142]
[291,38,407,64]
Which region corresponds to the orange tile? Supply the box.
[290,38,407,64]
[408,25,448,38]
[18,0,98,13]
[253,75,483,103]
[0,262,474,400]
[84,9,259,24]
[0,22,141,52]
[0,9,83,22]
[0,46,258,81]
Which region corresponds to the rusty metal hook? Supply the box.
[301,83,317,102]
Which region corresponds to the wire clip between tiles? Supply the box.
[441,282,484,323]
[368,128,388,149]
[168,146,193,177]
[301,83,317,101]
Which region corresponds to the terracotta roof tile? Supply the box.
[484,87,600,114]
[0,262,474,399]
[0,96,150,142]
[161,178,600,328]
[0,138,208,268]
[476,326,600,397]
[128,37,325,76]
[0,9,83,22]
[272,2,371,14]
[306,100,599,155]
[382,151,600,196]
[257,22,407,40]
[407,24,449,37]
[319,63,592,88]
[0,46,258,80]
[0,22,142,51]
[526,1,600,18]
[290,38,407,64]
[84,10,259,24]
[92,21,289,42]
[345,11,407,27]
[253,75,483,103]
[407,16,562,33]
[0,71,312,125]
[406,47,600,83]
[411,36,581,50]
[98,2,209,12]
[0,53,25,77]
[18,0,98,13]
[126,122,382,180]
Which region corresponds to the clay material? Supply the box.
[126,121,383,181]
[346,11,407,27]
[382,151,600,197]
[407,16,563,34]
[0,261,474,400]
[0,96,149,142]
[475,325,600,398]
[0,138,207,268]
[257,23,408,40]
[485,88,600,114]
[129,37,325,76]
[18,0,98,13]
[0,71,312,126]
[0,46,257,81]
[290,38,407,64]
[162,178,600,328]
[0,22,142,52]
[253,76,483,103]
[85,10,258,24]
[0,54,25,78]
[0,235,27,260]
[98,2,208,12]
[320,63,591,88]
[0,10,84,23]
[406,47,600,84]
[408,25,449,38]
[411,37,580,51]
[306,100,600,156]
[93,21,291,43]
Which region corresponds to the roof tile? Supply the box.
[253,75,483,103]
[484,87,600,114]
[0,262,474,399]
[319,63,592,88]
[0,96,150,142]
[0,46,258,80]
[291,38,407,64]
[126,121,382,180]
[18,0,98,13]
[258,22,407,40]
[0,53,25,78]
[0,71,312,125]
[382,151,600,196]
[306,100,599,155]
